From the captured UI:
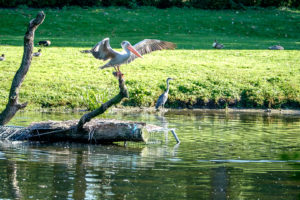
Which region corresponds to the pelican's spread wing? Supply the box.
[91,38,117,61]
[127,39,176,63]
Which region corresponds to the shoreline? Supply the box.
[17,107,300,116]
[111,107,300,116]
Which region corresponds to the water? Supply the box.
[1,110,300,200]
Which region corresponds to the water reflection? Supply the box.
[154,114,169,142]
[0,111,300,199]
[211,166,228,200]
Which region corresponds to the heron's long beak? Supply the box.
[128,45,143,58]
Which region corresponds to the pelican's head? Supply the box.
[1,54,4,57]
[121,41,142,58]
[38,49,42,52]
[121,41,131,49]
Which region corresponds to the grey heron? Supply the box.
[89,38,176,76]
[155,78,173,110]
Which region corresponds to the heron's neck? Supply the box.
[166,80,170,93]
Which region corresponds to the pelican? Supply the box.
[90,38,176,76]
[33,49,42,57]
[0,54,5,61]
[155,78,173,110]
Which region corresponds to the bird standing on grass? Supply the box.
[0,54,5,61]
[89,38,176,77]
[268,45,284,50]
[33,49,42,57]
[156,78,173,110]
[212,40,224,49]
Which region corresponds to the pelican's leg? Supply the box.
[113,66,118,77]
[116,66,120,77]
[117,66,123,77]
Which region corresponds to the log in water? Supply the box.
[0,119,163,143]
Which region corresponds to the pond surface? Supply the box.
[1,110,300,200]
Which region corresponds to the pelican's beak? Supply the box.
[128,45,143,58]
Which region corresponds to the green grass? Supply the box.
[0,7,300,110]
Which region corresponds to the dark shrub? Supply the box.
[156,0,184,8]
[188,0,230,9]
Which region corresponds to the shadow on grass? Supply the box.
[1,35,299,50]
[0,7,299,49]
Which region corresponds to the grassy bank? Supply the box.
[0,7,300,110]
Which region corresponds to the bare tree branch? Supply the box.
[76,75,129,132]
[0,11,45,125]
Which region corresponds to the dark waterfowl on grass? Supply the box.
[38,40,51,46]
[268,45,284,50]
[0,54,5,61]
[212,40,224,49]
[33,49,42,57]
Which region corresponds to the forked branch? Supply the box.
[76,75,129,132]
[0,11,45,125]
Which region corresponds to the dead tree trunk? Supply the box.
[76,75,129,132]
[0,11,45,125]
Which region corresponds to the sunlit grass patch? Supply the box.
[1,46,299,110]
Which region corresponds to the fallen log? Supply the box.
[0,119,163,143]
